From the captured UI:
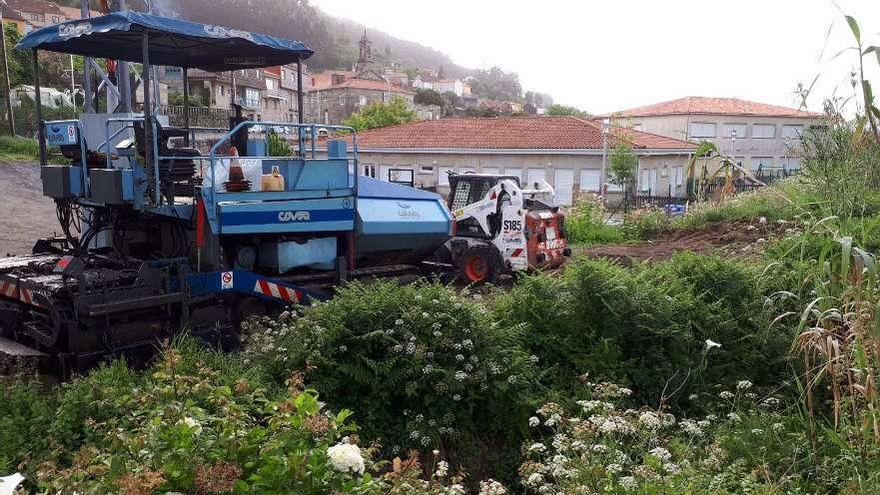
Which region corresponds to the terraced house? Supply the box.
[608,96,824,184]
[349,117,696,204]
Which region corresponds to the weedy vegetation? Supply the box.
[5,10,880,495]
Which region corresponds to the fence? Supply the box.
[157,105,233,128]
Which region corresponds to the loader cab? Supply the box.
[446,173,520,211]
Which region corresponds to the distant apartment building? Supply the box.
[183,64,308,123]
[306,77,414,126]
[609,96,824,175]
[2,0,97,32]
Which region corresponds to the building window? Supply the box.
[361,164,376,178]
[52,16,60,23]
[674,166,684,187]
[266,78,277,90]
[30,14,41,21]
[782,156,801,170]
[359,95,367,106]
[419,165,434,175]
[338,95,345,106]
[244,87,260,108]
[689,122,716,138]
[217,85,224,97]
[752,124,776,139]
[641,169,650,192]
[781,125,804,139]
[723,123,748,138]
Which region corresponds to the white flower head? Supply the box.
[327,443,365,475]
[179,416,202,435]
[528,416,540,427]
[705,339,722,350]
[435,460,449,478]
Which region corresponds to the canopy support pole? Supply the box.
[183,67,190,146]
[33,49,46,166]
[142,32,155,205]
[116,0,131,113]
[296,57,305,155]
[296,57,304,125]
[80,0,93,113]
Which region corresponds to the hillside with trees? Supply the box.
[48,0,556,107]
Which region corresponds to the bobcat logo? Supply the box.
[278,211,310,222]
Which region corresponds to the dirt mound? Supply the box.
[579,218,795,265]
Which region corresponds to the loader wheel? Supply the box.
[459,247,499,284]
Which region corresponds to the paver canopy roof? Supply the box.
[17,11,314,71]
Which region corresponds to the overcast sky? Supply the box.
[312,0,880,115]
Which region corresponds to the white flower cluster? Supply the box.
[589,414,635,436]
[577,400,614,413]
[327,442,365,475]
[736,380,753,390]
[435,460,449,478]
[478,479,507,494]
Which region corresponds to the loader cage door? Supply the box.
[447,174,520,211]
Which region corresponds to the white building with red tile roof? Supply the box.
[607,96,824,174]
[347,116,696,201]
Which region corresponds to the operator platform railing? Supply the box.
[200,121,360,199]
[44,117,360,209]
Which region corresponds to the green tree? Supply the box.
[4,24,32,88]
[608,136,639,189]
[546,104,587,117]
[343,96,415,131]
[467,66,522,101]
[414,88,444,106]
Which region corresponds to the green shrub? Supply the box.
[620,208,669,241]
[495,254,789,410]
[565,200,624,245]
[242,280,536,477]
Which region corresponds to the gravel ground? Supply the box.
[0,161,58,256]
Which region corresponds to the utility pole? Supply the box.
[0,4,17,136]
[600,117,610,204]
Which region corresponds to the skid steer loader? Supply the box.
[444,173,571,283]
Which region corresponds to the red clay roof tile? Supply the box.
[349,117,695,151]
[612,96,822,118]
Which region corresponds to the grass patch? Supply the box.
[0,135,66,164]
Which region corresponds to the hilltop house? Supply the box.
[347,116,696,203]
[609,96,824,176]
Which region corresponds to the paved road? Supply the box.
[0,161,58,256]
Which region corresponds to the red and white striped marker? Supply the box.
[0,280,18,299]
[0,281,43,308]
[253,280,300,303]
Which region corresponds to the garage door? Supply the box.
[527,168,546,187]
[553,169,574,206]
[504,168,522,181]
[579,169,601,192]
[438,167,454,186]
[379,165,393,182]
